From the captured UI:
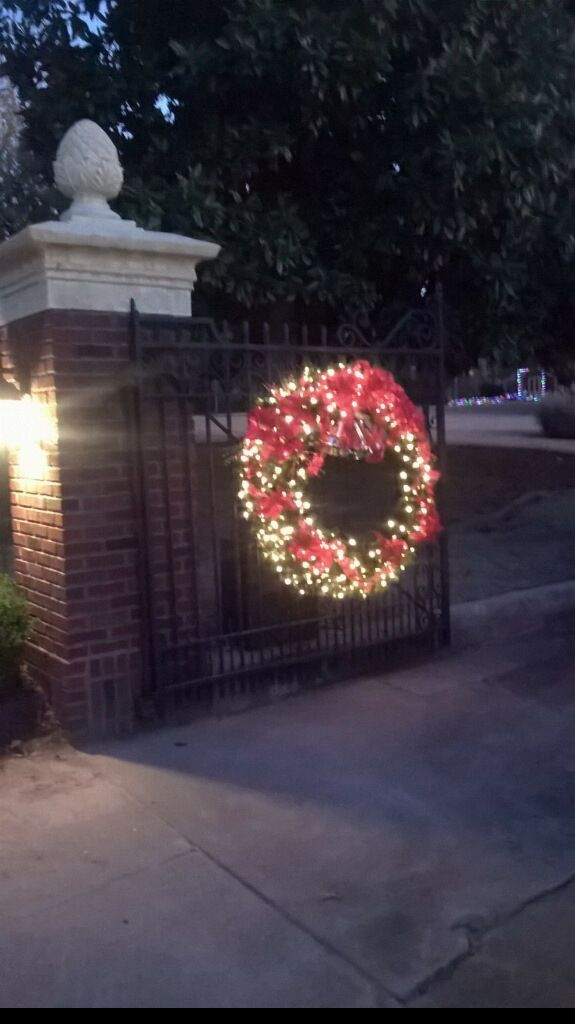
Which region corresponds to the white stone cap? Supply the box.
[54,119,125,222]
[0,119,220,325]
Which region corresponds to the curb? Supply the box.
[451,579,575,649]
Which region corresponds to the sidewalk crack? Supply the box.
[404,868,575,1004]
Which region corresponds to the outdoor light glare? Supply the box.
[0,380,55,473]
[0,376,23,449]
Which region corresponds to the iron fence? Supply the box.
[127,293,449,712]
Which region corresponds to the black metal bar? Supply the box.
[136,336,442,360]
[205,412,237,441]
[127,301,159,698]
[158,398,179,670]
[179,395,200,641]
[224,346,232,436]
[205,411,224,633]
[245,329,254,406]
[158,625,431,694]
[434,284,451,644]
[232,503,246,633]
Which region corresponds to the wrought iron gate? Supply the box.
[127,294,449,712]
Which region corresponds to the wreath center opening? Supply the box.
[306,452,401,538]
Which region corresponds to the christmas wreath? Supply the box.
[238,360,441,598]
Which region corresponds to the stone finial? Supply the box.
[54,120,124,222]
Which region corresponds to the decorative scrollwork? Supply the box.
[132,301,444,405]
[338,304,440,352]
[376,308,438,351]
[335,323,372,348]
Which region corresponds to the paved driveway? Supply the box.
[2,618,575,1007]
[446,405,575,452]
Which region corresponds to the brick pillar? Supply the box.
[2,310,140,733]
[0,119,219,736]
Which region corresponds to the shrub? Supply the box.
[0,575,29,691]
[536,394,575,439]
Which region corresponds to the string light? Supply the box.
[239,360,441,599]
[516,367,529,400]
[450,367,548,407]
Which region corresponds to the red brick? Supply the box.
[3,308,143,737]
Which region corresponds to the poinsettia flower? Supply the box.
[245,405,278,441]
[257,490,297,519]
[373,534,409,561]
[307,452,325,476]
[418,508,442,542]
[289,524,336,571]
[327,374,359,406]
[338,557,362,582]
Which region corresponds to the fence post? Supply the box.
[0,119,219,736]
[435,283,451,644]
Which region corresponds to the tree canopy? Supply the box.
[3,0,575,365]
[0,76,53,239]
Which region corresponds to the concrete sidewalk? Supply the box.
[2,612,575,1008]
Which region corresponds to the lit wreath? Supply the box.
[238,360,441,599]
